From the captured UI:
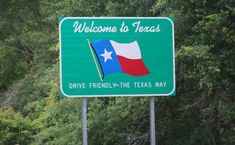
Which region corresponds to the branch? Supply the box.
[2,45,33,56]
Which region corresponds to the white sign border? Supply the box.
[59,17,175,97]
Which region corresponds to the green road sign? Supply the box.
[59,17,175,97]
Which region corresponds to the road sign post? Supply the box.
[150,96,156,145]
[59,17,175,145]
[82,97,87,145]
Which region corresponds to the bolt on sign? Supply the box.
[59,17,175,97]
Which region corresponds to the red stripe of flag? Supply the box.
[118,56,150,76]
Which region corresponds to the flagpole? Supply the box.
[87,39,103,81]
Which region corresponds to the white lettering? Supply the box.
[73,21,117,33]
[134,82,152,88]
[155,82,167,88]
[132,21,160,33]
[69,83,86,89]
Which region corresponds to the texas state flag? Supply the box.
[91,39,150,77]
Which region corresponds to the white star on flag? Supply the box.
[100,49,113,62]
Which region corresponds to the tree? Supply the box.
[0,108,36,145]
[0,0,234,144]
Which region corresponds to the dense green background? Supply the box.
[60,18,174,96]
[0,0,234,145]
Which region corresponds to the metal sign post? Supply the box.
[82,97,88,145]
[150,96,156,145]
[59,17,175,145]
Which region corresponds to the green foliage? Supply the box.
[0,108,36,145]
[106,0,150,16]
[3,63,59,115]
[31,99,82,145]
[0,0,234,145]
[88,97,150,145]
[0,45,28,90]
[151,0,235,145]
